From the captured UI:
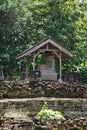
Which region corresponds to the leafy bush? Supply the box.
[79,67,87,84]
[37,102,65,120]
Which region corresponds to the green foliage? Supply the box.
[0,0,87,83]
[37,102,65,120]
[79,67,87,84]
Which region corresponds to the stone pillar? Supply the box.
[58,51,63,83]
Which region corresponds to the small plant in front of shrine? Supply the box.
[36,102,65,120]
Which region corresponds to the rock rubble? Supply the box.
[0,80,87,98]
[33,117,87,129]
[0,117,87,130]
[0,117,33,130]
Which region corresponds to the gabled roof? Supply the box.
[16,36,73,59]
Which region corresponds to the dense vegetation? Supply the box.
[0,0,87,83]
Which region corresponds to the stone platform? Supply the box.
[41,70,57,81]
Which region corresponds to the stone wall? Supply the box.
[0,80,87,98]
[0,117,87,130]
[0,117,33,130]
[0,98,87,118]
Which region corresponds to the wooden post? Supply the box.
[58,51,63,83]
[26,56,28,79]
[33,53,35,70]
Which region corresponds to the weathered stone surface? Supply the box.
[0,117,33,130]
[38,55,57,81]
[33,117,87,128]
[64,72,80,82]
[0,117,86,129]
[0,98,87,118]
[0,80,87,98]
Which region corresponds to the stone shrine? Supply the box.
[38,55,57,80]
[16,36,73,82]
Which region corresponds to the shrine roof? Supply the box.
[16,36,73,59]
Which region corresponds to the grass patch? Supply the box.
[4,108,29,117]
